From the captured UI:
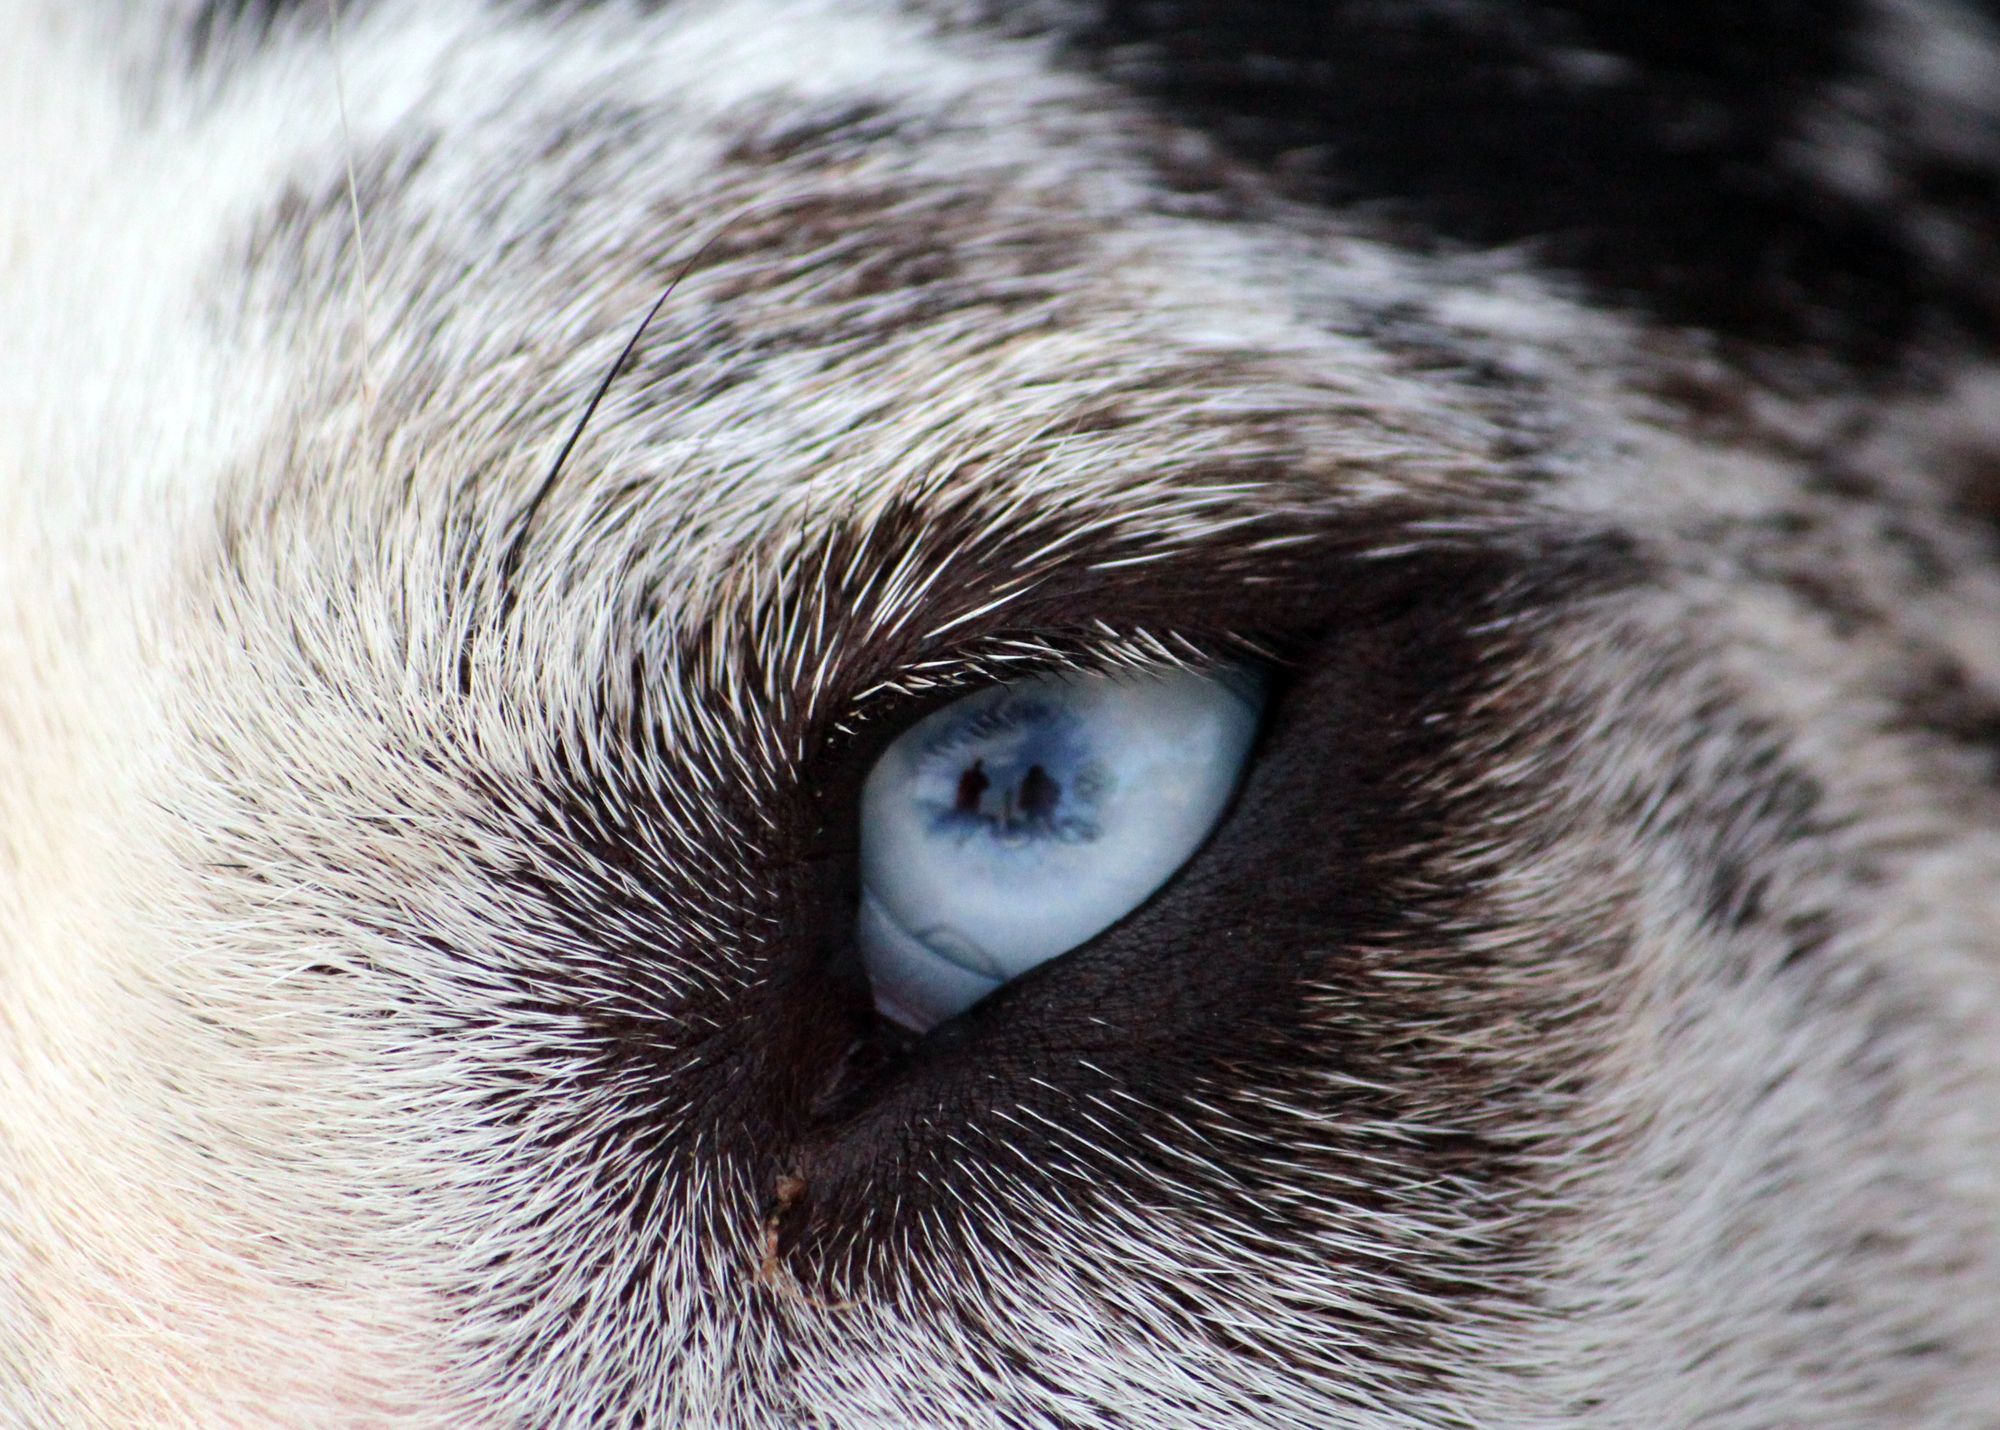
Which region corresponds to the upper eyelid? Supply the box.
[846,628,1271,712]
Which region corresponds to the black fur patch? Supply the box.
[1002,0,1995,365]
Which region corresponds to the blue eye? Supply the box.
[857,665,1264,1031]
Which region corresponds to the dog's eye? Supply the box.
[857,665,1264,1031]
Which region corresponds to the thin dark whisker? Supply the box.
[494,211,763,612]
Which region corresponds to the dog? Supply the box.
[4,0,2000,1423]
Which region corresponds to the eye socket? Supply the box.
[857,664,1265,1031]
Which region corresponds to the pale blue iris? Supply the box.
[858,666,1263,1031]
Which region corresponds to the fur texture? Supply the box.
[4,0,2000,1424]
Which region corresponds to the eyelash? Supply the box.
[843,627,1276,729]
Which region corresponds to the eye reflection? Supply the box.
[856,664,1264,1032]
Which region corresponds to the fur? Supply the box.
[4,0,2000,1424]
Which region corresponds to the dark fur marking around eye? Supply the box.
[432,508,1645,1393]
[772,564,1599,1342]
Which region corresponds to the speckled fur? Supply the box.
[4,1,2000,1425]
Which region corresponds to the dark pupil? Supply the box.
[1019,762,1060,819]
[953,758,1063,827]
